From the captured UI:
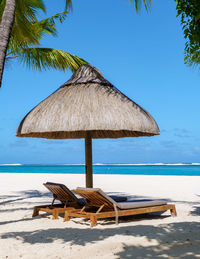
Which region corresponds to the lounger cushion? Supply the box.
[109,195,127,202]
[76,187,167,210]
[117,199,167,209]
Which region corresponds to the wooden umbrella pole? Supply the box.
[85,132,93,188]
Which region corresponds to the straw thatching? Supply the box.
[16,64,160,139]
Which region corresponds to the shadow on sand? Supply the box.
[1,190,200,258]
[0,221,200,258]
[0,190,51,205]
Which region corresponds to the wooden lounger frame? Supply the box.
[33,203,79,219]
[64,189,177,227]
[32,182,83,219]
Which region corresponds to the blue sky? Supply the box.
[0,0,200,164]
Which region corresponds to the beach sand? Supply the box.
[0,173,199,259]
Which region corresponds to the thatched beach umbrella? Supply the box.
[16,64,159,187]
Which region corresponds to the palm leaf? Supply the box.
[0,0,45,21]
[16,48,88,72]
[1,0,47,51]
[6,3,69,51]
[129,0,151,12]
[33,11,68,37]
[64,0,73,12]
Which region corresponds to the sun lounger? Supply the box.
[32,182,85,219]
[32,182,127,219]
[64,187,177,227]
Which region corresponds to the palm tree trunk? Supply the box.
[0,0,16,87]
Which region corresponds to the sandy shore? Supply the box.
[0,173,200,259]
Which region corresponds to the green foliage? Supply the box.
[17,48,87,72]
[129,0,151,12]
[1,0,87,72]
[176,0,200,66]
[32,12,68,38]
[0,0,45,48]
[64,0,73,12]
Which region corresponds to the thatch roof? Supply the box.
[16,64,160,139]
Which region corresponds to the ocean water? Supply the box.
[0,164,200,176]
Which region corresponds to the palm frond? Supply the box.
[0,0,6,22]
[33,11,68,36]
[129,0,151,12]
[3,0,48,51]
[64,0,73,12]
[5,2,69,52]
[18,0,46,21]
[16,48,88,72]
[7,22,41,52]
[38,11,68,25]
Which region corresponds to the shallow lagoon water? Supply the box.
[0,164,200,176]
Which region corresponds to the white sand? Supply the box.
[0,173,200,259]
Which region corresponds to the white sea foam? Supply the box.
[60,163,199,166]
[0,163,22,166]
[120,163,198,166]
[61,164,84,166]
[1,163,199,166]
[82,163,199,166]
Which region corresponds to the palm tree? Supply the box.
[0,0,151,87]
[0,0,73,87]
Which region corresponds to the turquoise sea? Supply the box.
[0,164,200,176]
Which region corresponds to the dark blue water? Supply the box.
[0,164,200,176]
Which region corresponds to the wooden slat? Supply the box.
[44,183,79,204]
[74,189,113,209]
[96,204,105,213]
